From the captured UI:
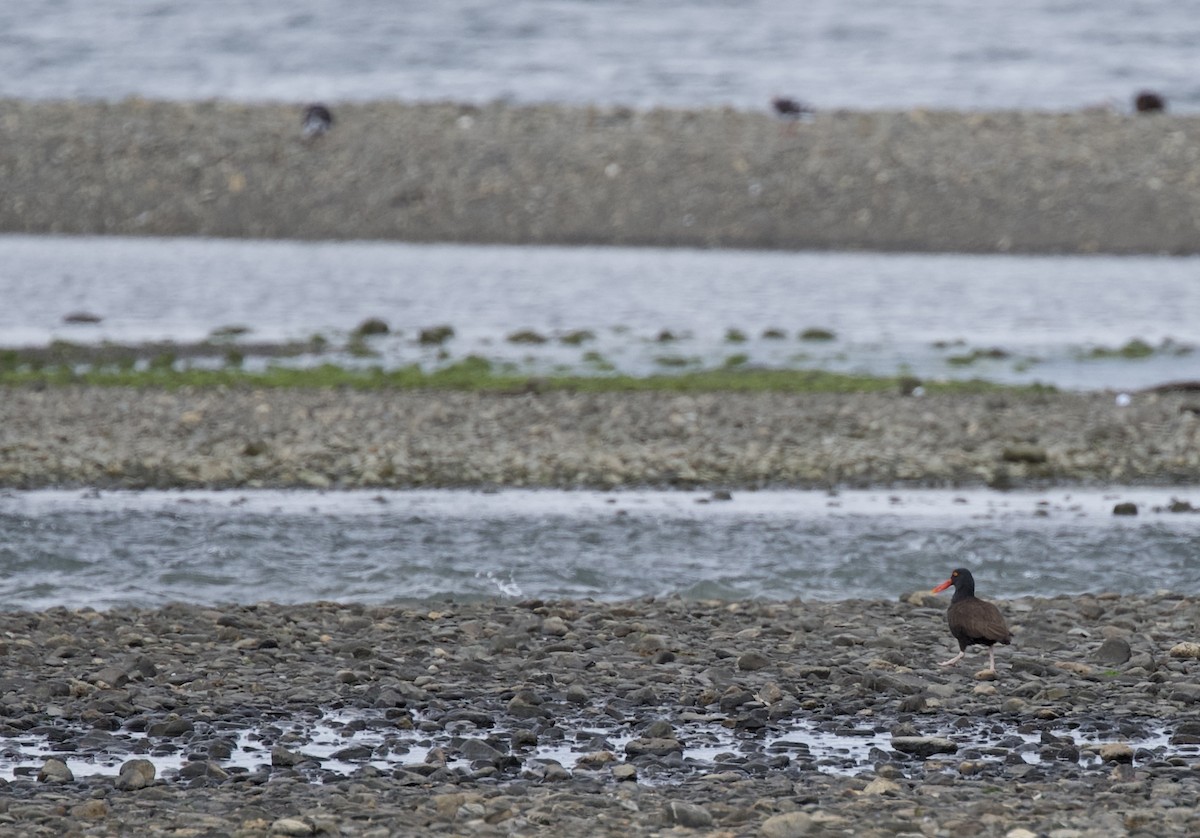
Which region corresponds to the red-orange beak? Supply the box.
[932,578,954,594]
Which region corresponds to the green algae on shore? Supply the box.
[0,354,1033,395]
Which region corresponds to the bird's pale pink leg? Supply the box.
[939,651,964,667]
[988,647,997,671]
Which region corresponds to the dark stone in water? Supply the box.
[63,311,102,324]
[1112,502,1138,516]
[149,719,195,737]
[641,719,675,739]
[115,759,156,791]
[442,709,495,728]
[331,745,375,761]
[270,745,313,767]
[625,737,684,757]
[719,688,756,711]
[459,738,504,763]
[354,318,390,336]
[891,736,957,757]
[418,325,455,345]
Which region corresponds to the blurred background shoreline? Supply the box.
[3,98,1198,255]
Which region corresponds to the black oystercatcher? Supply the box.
[771,96,813,119]
[1134,91,1166,113]
[302,103,334,139]
[931,568,1011,671]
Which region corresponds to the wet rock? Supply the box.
[270,817,316,836]
[612,764,637,781]
[861,777,901,795]
[890,736,957,757]
[1099,743,1135,763]
[625,685,658,705]
[761,811,815,837]
[460,738,504,763]
[1113,502,1138,516]
[737,651,771,671]
[720,687,757,710]
[1001,444,1047,464]
[508,695,551,719]
[625,737,684,757]
[116,758,156,791]
[37,758,73,783]
[664,800,713,828]
[148,717,195,737]
[1004,829,1038,838]
[88,665,130,688]
[179,761,230,781]
[442,709,495,728]
[418,325,455,345]
[1095,637,1132,664]
[353,318,389,336]
[575,751,618,768]
[1169,642,1200,659]
[642,719,675,739]
[63,311,103,324]
[1167,683,1200,703]
[270,745,310,767]
[541,615,569,636]
[330,744,374,761]
[70,799,110,819]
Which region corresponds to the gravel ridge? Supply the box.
[4,98,1200,253]
[2,385,1198,490]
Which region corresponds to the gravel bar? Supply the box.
[1,593,1199,835]
[4,98,1200,253]
[2,386,1199,490]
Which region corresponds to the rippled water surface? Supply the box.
[4,1,1198,111]
[5,236,1198,391]
[3,488,1199,611]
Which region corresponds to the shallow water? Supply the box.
[3,1,1198,111]
[2,487,1199,611]
[0,706,1187,785]
[4,235,1198,391]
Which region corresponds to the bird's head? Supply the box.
[932,567,974,594]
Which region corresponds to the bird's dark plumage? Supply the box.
[1134,91,1165,113]
[771,96,813,119]
[932,567,1011,670]
[302,103,334,139]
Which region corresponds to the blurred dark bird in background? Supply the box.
[1134,91,1166,113]
[771,96,814,120]
[302,103,334,138]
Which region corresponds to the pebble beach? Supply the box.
[1,383,1200,835]
[3,593,1200,836]
[5,96,1200,835]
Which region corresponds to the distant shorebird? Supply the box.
[1134,91,1166,113]
[301,103,334,138]
[771,96,814,120]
